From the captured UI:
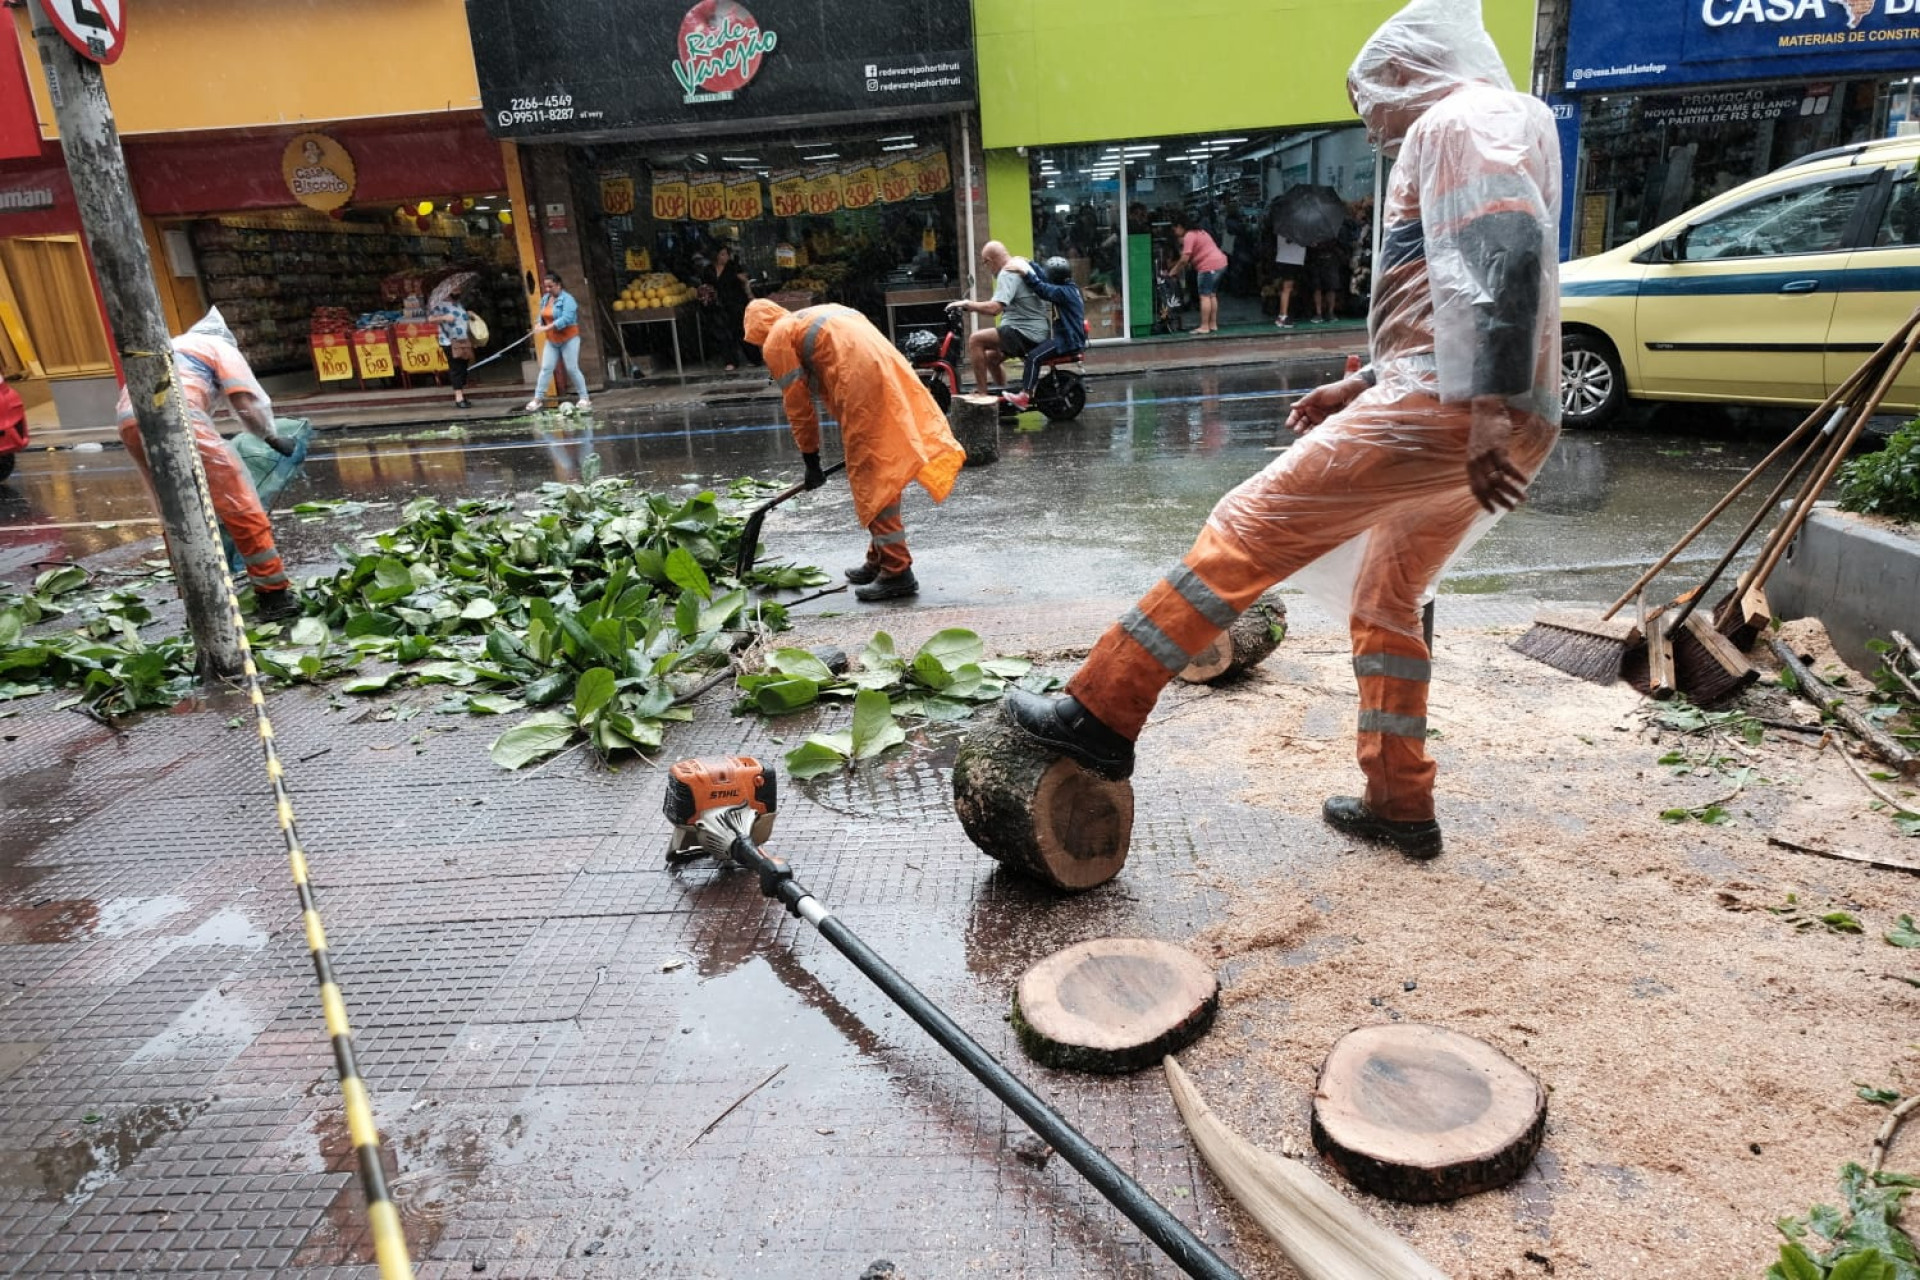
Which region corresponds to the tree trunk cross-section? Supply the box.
[1011,938,1217,1073]
[1179,592,1289,684]
[952,394,1000,467]
[952,710,1133,891]
[1310,1023,1547,1203]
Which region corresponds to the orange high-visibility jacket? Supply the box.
[760,304,964,527]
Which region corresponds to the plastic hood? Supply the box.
[1348,0,1513,144]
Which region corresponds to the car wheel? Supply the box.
[921,373,952,414]
[1034,371,1086,420]
[1561,332,1625,430]
[0,452,14,483]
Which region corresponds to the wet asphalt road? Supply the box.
[1,363,1789,609]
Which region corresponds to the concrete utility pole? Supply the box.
[24,0,242,677]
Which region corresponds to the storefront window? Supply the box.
[1030,125,1375,340]
[581,127,961,364]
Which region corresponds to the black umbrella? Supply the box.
[1270,185,1348,246]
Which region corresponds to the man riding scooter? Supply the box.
[1001,256,1086,414]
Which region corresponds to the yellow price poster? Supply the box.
[915,148,951,196]
[600,172,636,216]
[806,169,843,216]
[769,170,808,218]
[879,157,918,204]
[841,164,878,210]
[312,336,354,382]
[724,177,762,221]
[652,170,689,221]
[689,172,726,222]
[354,334,395,380]
[624,246,653,271]
[395,323,447,376]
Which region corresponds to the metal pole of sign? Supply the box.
[24,0,243,678]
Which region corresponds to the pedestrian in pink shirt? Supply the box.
[1168,216,1230,335]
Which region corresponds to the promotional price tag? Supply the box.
[396,327,446,375]
[354,336,395,380]
[313,339,354,382]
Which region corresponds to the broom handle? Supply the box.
[1600,304,1920,620]
[1741,317,1920,600]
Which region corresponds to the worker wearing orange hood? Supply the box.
[991,0,1562,860]
[745,298,965,601]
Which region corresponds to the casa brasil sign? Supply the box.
[673,1,778,104]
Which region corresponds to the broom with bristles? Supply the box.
[1516,306,1920,685]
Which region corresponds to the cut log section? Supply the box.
[1310,1023,1547,1203]
[1012,938,1217,1073]
[952,394,1001,467]
[1165,1057,1447,1280]
[1179,592,1289,684]
[952,709,1132,891]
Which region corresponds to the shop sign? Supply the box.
[768,169,808,218]
[353,332,395,380]
[689,172,727,221]
[281,133,356,213]
[724,176,762,221]
[42,0,125,66]
[312,333,354,382]
[394,322,448,376]
[672,1,777,104]
[1640,85,1806,125]
[878,157,918,204]
[469,0,972,140]
[600,172,636,216]
[841,164,878,210]
[1568,0,1920,90]
[652,171,689,221]
[805,168,842,215]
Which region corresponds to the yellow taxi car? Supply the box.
[1559,135,1920,429]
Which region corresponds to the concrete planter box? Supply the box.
[1769,504,1920,673]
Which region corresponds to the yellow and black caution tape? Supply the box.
[178,441,414,1279]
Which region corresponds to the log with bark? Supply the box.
[952,708,1133,890]
[952,394,1000,467]
[1164,1056,1447,1280]
[1310,1023,1547,1203]
[1012,938,1217,1073]
[1179,592,1289,684]
[1770,637,1919,778]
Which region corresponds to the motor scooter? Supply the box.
[897,308,1087,421]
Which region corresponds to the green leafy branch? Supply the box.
[1769,1164,1919,1280]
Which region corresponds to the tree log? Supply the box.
[1165,1057,1447,1280]
[1769,637,1919,777]
[953,709,1132,890]
[1179,592,1289,684]
[1012,938,1217,1073]
[1310,1023,1547,1203]
[952,394,1000,468]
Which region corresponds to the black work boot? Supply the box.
[1321,796,1443,860]
[1002,689,1135,781]
[854,569,918,602]
[253,588,302,623]
[844,563,881,585]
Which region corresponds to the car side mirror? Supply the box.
[1659,233,1685,262]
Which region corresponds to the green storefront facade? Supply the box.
[972,0,1538,339]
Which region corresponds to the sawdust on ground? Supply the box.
[1157,621,1918,1280]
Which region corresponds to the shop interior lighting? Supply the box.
[719,155,761,162]
[1209,137,1248,145]
[878,134,917,142]
[1123,146,1160,154]
[802,153,841,161]
[881,143,919,152]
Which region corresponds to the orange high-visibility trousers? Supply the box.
[118,415,289,593]
[862,493,912,575]
[1066,394,1557,821]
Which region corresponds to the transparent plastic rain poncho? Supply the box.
[1208,0,1563,636]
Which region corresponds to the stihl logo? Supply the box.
[711,787,743,799]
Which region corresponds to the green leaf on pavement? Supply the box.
[851,688,905,760]
[665,546,711,600]
[1888,914,1920,947]
[289,617,329,647]
[465,693,522,715]
[785,733,852,779]
[770,647,835,681]
[489,711,579,770]
[341,672,397,694]
[573,667,617,723]
[461,598,498,621]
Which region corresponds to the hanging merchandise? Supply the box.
[652,169,690,221]
[689,171,726,222]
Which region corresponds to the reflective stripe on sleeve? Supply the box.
[1166,563,1238,629]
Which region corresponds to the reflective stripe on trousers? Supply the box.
[1352,630,1434,822]
[865,497,911,575]
[118,416,289,592]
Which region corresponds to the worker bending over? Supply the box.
[746,299,965,602]
[1000,0,1562,859]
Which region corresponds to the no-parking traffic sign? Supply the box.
[40,0,125,66]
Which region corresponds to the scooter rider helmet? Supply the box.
[1043,256,1073,285]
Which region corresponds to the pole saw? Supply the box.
[663,756,1243,1280]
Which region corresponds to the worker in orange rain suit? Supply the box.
[745,298,966,602]
[999,0,1562,860]
[115,308,302,621]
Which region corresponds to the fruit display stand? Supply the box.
[614,304,700,383]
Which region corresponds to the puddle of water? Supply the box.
[0,1099,209,1206]
[129,982,271,1064]
[0,897,98,944]
[181,907,268,949]
[92,895,190,938]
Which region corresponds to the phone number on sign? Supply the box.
[500,94,576,126]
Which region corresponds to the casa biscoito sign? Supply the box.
[1568,0,1920,90]
[465,0,973,139]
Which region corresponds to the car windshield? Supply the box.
[1680,179,1866,261]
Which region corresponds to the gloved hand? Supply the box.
[801,452,826,491]
[266,433,298,458]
